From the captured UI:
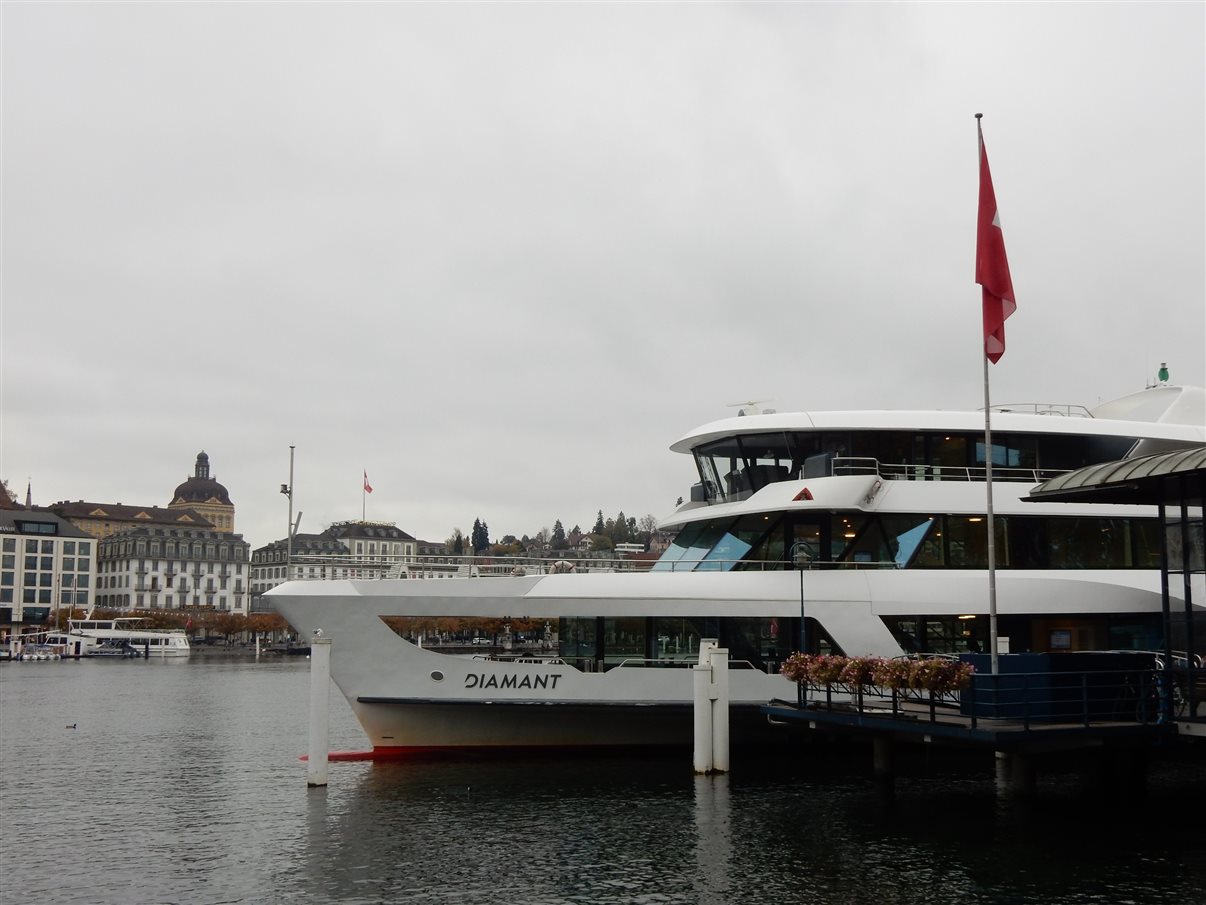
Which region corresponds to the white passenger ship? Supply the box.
[268,383,1205,754]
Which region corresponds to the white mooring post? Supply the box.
[307,637,332,787]
[709,645,730,773]
[692,639,730,774]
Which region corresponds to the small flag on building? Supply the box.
[363,471,373,494]
[976,118,1016,364]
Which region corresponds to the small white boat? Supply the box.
[66,618,191,658]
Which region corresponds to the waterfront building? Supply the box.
[49,500,214,540]
[96,526,250,613]
[250,520,417,608]
[169,451,236,533]
[0,508,96,630]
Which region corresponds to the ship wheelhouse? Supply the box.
[688,426,1142,507]
[660,419,1164,575]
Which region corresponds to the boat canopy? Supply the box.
[1027,447,1206,505]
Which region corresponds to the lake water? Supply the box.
[2,656,1204,905]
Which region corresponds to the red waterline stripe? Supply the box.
[299,743,682,762]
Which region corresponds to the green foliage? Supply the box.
[471,518,490,553]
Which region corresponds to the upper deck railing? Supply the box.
[832,456,1070,484]
[263,551,660,582]
[988,402,1094,417]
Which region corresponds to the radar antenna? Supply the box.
[726,399,774,417]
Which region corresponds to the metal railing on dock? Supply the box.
[778,663,1202,738]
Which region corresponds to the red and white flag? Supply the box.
[976,122,1016,364]
[363,470,373,494]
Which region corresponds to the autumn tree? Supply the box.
[212,613,244,643]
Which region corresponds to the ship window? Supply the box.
[840,515,933,567]
[1037,434,1134,472]
[736,432,797,488]
[1047,517,1134,569]
[676,520,736,571]
[699,514,775,572]
[721,617,797,673]
[653,617,702,660]
[602,617,646,667]
[975,434,1038,472]
[695,438,746,502]
[944,516,1003,568]
[652,522,708,571]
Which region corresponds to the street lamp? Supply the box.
[281,446,295,581]
[790,541,812,655]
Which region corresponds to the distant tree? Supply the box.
[551,520,568,551]
[612,511,631,544]
[501,534,518,545]
[471,518,490,553]
[0,479,15,505]
[570,525,581,536]
[450,529,465,555]
[589,533,614,552]
[535,527,551,549]
[593,510,606,534]
[627,516,638,539]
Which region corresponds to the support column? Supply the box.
[693,639,719,775]
[307,637,332,787]
[709,646,730,774]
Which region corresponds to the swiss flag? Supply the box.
[976,121,1016,364]
[363,470,373,494]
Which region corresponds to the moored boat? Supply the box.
[268,383,1206,754]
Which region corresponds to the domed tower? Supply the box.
[169,451,235,533]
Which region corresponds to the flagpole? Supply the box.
[976,111,1004,676]
[362,471,366,523]
[983,343,1000,675]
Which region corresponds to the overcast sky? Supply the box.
[2,2,1203,550]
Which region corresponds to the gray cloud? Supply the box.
[4,2,1202,548]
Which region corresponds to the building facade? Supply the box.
[97,526,250,613]
[49,500,214,540]
[0,509,96,629]
[250,520,417,607]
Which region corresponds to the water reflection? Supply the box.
[692,774,732,905]
[3,660,1205,905]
